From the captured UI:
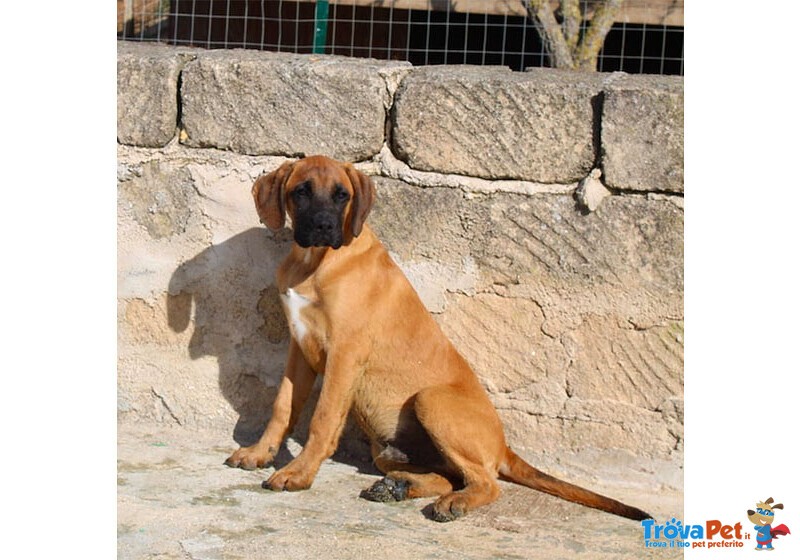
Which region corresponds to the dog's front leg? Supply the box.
[225,340,316,470]
[263,346,362,491]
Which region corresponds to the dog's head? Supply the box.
[252,156,376,250]
[747,497,783,526]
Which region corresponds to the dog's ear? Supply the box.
[252,161,295,230]
[344,164,376,237]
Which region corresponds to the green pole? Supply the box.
[313,0,330,54]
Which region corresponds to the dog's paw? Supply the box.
[361,477,410,502]
[431,494,468,522]
[224,445,275,470]
[262,466,314,492]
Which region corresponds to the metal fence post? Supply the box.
[313,0,330,54]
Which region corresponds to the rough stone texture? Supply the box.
[117,42,196,147]
[116,44,684,190]
[576,168,611,212]
[118,423,682,559]
[392,66,604,183]
[602,74,684,193]
[118,161,195,239]
[180,49,410,160]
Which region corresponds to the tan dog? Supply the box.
[225,155,650,522]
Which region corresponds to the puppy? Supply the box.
[225,155,651,522]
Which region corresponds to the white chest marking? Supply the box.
[281,288,311,342]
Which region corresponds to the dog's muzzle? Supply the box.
[294,211,344,249]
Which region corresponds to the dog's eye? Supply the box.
[292,182,312,198]
[332,185,350,203]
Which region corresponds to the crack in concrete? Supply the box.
[151,387,184,426]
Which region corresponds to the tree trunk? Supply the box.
[526,0,575,69]
[574,0,622,70]
[525,0,623,72]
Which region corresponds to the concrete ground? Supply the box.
[118,422,682,559]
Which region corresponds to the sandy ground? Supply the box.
[118,422,682,559]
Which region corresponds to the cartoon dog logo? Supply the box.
[747,497,791,550]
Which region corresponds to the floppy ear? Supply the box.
[772,503,784,510]
[252,161,295,230]
[344,165,376,237]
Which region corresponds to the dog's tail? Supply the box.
[499,447,652,521]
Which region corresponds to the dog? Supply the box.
[225,155,651,522]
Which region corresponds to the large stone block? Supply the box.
[117,42,195,147]
[181,51,409,160]
[371,179,684,332]
[602,74,684,192]
[392,66,603,183]
[566,315,682,396]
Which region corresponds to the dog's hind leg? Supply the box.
[362,471,456,502]
[412,383,508,522]
[362,443,457,502]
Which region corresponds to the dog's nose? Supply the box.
[314,214,336,233]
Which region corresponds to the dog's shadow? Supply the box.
[166,226,376,474]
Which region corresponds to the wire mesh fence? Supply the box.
[117,0,683,75]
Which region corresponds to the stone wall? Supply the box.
[117,41,683,480]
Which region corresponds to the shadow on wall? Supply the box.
[164,225,375,468]
[165,227,294,446]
